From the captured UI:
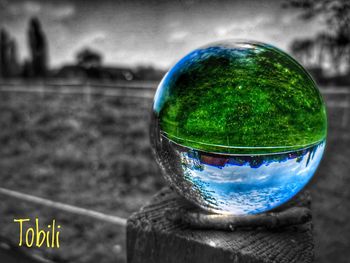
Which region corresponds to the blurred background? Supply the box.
[0,0,349,262]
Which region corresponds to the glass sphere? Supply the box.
[150,40,327,215]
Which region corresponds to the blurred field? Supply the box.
[0,84,163,263]
[0,82,349,263]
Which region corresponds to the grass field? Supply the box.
[0,82,349,263]
[0,87,163,263]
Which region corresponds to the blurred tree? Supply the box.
[8,39,20,76]
[286,0,350,74]
[0,29,8,77]
[76,48,102,68]
[28,17,48,77]
[21,59,33,78]
[0,28,20,78]
[0,29,10,78]
[290,39,314,65]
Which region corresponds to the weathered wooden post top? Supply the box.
[127,187,314,263]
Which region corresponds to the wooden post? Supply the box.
[127,187,314,263]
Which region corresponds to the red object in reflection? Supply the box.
[200,154,229,167]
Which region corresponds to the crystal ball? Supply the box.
[150,40,327,215]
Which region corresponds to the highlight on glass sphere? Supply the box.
[150,40,327,215]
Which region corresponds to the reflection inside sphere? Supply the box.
[151,40,327,215]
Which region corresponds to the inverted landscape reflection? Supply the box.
[177,140,325,214]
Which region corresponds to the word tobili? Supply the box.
[14,218,61,248]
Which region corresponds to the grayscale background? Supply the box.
[0,0,349,262]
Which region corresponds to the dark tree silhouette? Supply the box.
[0,29,10,78]
[8,39,20,76]
[286,0,350,74]
[21,59,32,78]
[28,17,48,77]
[76,48,102,68]
[75,48,103,78]
[0,28,20,78]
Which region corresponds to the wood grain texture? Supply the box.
[127,187,314,263]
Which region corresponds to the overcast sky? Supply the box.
[0,0,325,69]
